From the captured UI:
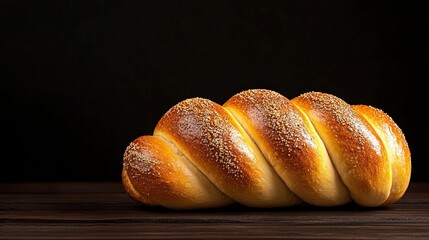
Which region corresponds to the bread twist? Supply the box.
[122,89,411,209]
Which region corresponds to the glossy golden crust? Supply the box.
[353,105,411,205]
[122,135,232,209]
[292,92,392,206]
[154,98,300,207]
[122,89,411,209]
[224,89,350,206]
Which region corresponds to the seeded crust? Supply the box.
[122,135,233,209]
[224,89,351,206]
[122,89,411,209]
[154,98,300,207]
[292,92,392,206]
[353,105,411,205]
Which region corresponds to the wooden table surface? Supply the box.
[1,182,428,239]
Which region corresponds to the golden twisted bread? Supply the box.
[122,89,411,209]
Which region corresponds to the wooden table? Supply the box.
[1,182,428,239]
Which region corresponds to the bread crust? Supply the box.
[353,105,411,205]
[122,89,410,209]
[122,135,232,209]
[292,92,392,206]
[224,89,350,206]
[154,97,300,207]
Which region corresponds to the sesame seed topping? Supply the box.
[123,141,160,181]
[159,97,248,181]
[297,92,382,155]
[230,89,317,161]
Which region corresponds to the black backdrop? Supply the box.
[1,1,426,182]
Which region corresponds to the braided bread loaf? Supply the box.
[122,89,411,209]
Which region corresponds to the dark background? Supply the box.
[1,1,426,182]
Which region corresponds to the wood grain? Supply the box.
[1,182,428,239]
